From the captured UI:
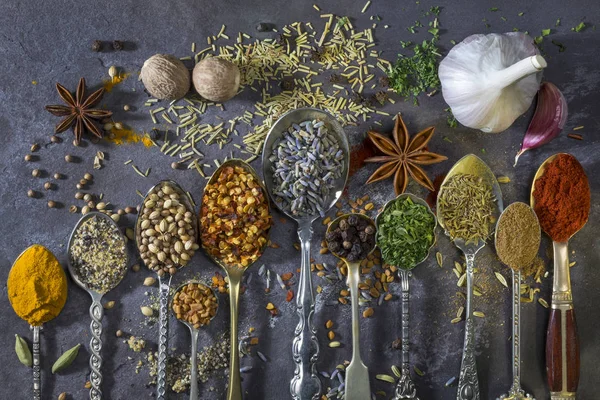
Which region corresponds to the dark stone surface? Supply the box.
[0,0,598,399]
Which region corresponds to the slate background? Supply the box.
[0,0,598,399]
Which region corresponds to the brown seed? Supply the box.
[328,331,335,340]
[75,192,84,200]
[115,330,123,337]
[79,178,88,186]
[171,162,181,170]
[65,155,74,163]
[325,320,334,329]
[58,393,67,400]
[47,200,56,208]
[88,201,96,209]
[168,267,177,275]
[363,307,374,318]
[50,135,60,143]
[72,139,80,147]
[123,105,131,111]
[131,264,141,272]
[24,154,32,162]
[84,381,92,389]
[30,143,40,152]
[54,173,63,180]
[69,205,78,214]
[27,189,37,198]
[117,209,125,215]
[32,169,41,177]
[76,183,83,190]
[114,122,124,130]
[84,173,93,180]
[125,206,136,214]
[44,182,53,190]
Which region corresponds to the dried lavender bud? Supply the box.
[91,40,102,52]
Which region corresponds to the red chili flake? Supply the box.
[286,290,294,302]
[281,272,294,281]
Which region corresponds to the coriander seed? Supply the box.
[24,154,32,162]
[82,206,90,215]
[108,66,118,81]
[47,200,56,208]
[32,169,41,177]
[88,201,96,209]
[50,135,60,143]
[75,192,84,199]
[103,123,114,131]
[111,214,120,222]
[125,206,136,214]
[171,161,180,170]
[65,155,74,163]
[123,105,131,111]
[83,194,92,202]
[27,189,37,198]
[84,173,93,180]
[96,202,106,210]
[116,330,123,337]
[80,178,88,186]
[44,182,53,190]
[69,205,78,213]
[30,143,40,152]
[76,184,84,190]
[114,122,124,130]
[54,173,63,180]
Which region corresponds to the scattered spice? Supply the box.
[326,214,376,261]
[200,164,271,268]
[172,282,218,329]
[365,115,446,195]
[15,334,32,367]
[533,154,590,242]
[112,40,124,51]
[268,119,345,217]
[495,202,541,272]
[45,78,112,145]
[91,40,102,52]
[52,343,81,374]
[69,215,127,293]
[377,196,435,268]
[127,336,146,352]
[438,173,496,244]
[8,245,67,326]
[138,182,199,275]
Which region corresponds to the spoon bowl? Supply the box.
[135,180,198,400]
[326,213,376,400]
[67,211,128,400]
[530,153,589,399]
[172,280,219,400]
[199,159,271,400]
[436,154,503,400]
[376,193,436,400]
[262,107,349,400]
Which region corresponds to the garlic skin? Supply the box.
[439,32,546,133]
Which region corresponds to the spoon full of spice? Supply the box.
[68,212,128,400]
[8,244,68,400]
[437,154,503,400]
[263,108,349,400]
[376,194,437,400]
[172,281,219,400]
[494,202,541,400]
[325,213,377,400]
[531,153,590,400]
[136,180,199,400]
[199,159,272,400]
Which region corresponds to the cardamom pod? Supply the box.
[15,334,32,367]
[52,344,81,374]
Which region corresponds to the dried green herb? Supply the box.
[572,22,586,32]
[438,173,496,244]
[387,38,441,104]
[377,196,436,269]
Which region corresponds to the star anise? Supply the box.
[45,78,112,145]
[365,115,447,195]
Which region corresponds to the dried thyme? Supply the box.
[438,173,496,244]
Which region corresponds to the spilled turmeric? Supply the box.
[106,127,154,147]
[7,245,68,326]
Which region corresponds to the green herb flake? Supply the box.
[572,22,586,32]
[552,40,566,52]
[501,17,507,22]
[481,148,487,154]
[534,36,543,45]
[430,6,440,15]
[490,7,499,11]
[428,28,439,36]
[450,39,456,45]
[512,28,519,32]
[400,40,413,48]
[518,12,524,16]
[555,18,561,26]
[541,29,551,36]
[376,196,436,268]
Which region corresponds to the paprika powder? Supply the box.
[532,154,590,242]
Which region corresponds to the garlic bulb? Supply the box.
[439,32,547,133]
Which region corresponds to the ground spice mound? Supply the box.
[496,202,541,271]
[533,154,590,242]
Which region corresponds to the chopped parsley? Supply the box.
[518,12,524,17]
[556,18,561,26]
[490,7,499,11]
[541,29,551,36]
[572,22,586,32]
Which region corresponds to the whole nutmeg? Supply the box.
[140,54,190,100]
[192,57,240,102]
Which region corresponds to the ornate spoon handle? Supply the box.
[190,328,200,400]
[31,325,41,400]
[394,270,419,400]
[290,221,321,400]
[226,274,243,400]
[457,253,480,400]
[157,275,172,400]
[510,270,523,395]
[89,298,104,400]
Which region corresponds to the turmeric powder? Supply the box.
[7,245,68,326]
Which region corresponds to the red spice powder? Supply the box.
[533,154,590,242]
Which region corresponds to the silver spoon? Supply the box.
[326,213,376,400]
[263,108,349,400]
[67,211,128,400]
[375,194,437,400]
[495,202,540,400]
[436,154,503,400]
[135,180,198,400]
[199,159,271,400]
[171,281,219,400]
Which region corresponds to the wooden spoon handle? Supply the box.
[546,308,580,398]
